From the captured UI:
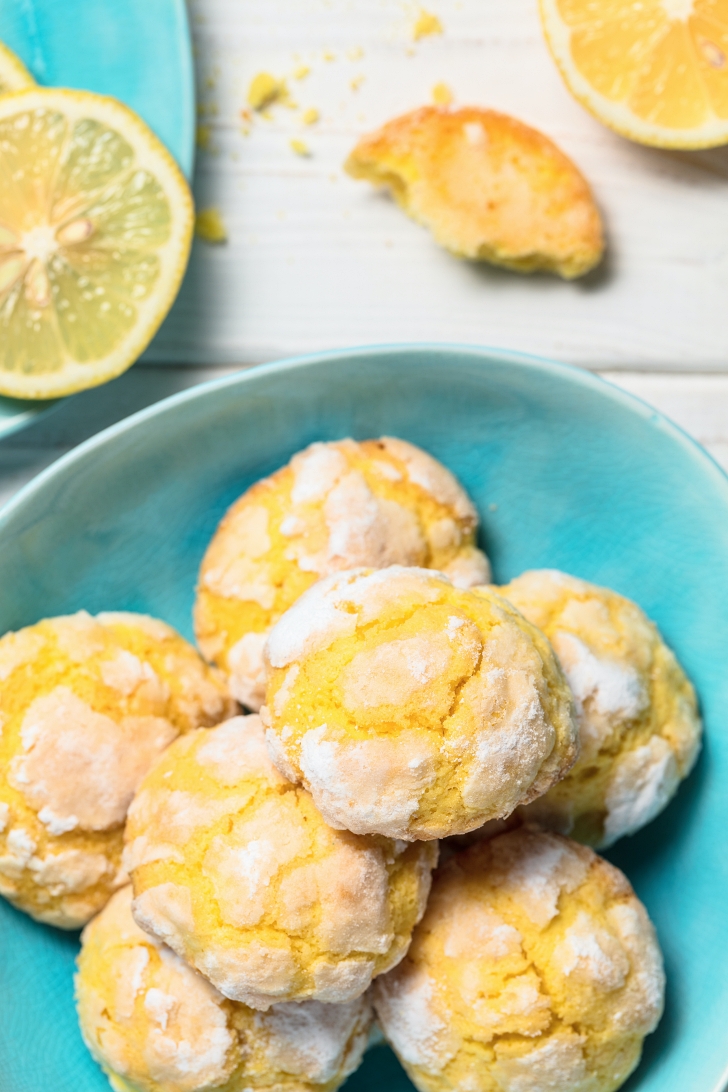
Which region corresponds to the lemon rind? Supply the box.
[0,41,35,94]
[0,87,194,399]
[539,0,728,150]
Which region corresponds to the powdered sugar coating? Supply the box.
[0,612,235,928]
[77,885,373,1092]
[499,570,701,848]
[126,714,437,1008]
[265,569,577,840]
[195,437,490,711]
[372,827,664,1092]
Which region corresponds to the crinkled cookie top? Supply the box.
[76,885,373,1092]
[0,611,235,928]
[263,567,578,841]
[499,570,702,847]
[372,827,664,1092]
[125,714,437,1010]
[194,437,489,710]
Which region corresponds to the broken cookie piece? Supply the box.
[345,105,604,279]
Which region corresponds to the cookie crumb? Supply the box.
[195,207,228,244]
[432,82,453,105]
[247,72,287,111]
[302,107,320,125]
[413,9,443,40]
[290,139,311,157]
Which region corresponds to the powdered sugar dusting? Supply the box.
[492,1031,592,1092]
[372,964,456,1074]
[299,724,437,837]
[553,911,629,992]
[441,895,523,961]
[10,687,177,832]
[604,736,680,845]
[290,443,349,505]
[341,633,455,709]
[379,437,476,522]
[490,830,589,928]
[226,631,268,710]
[203,794,310,928]
[260,996,370,1082]
[194,715,285,786]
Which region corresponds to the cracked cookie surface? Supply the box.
[125,714,436,1009]
[372,827,664,1092]
[263,567,578,841]
[76,885,373,1092]
[498,571,701,847]
[194,437,490,711]
[0,611,235,927]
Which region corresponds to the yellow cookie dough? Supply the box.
[498,571,702,847]
[77,886,373,1092]
[372,827,664,1092]
[194,437,490,710]
[0,611,236,928]
[263,567,578,841]
[125,714,437,1009]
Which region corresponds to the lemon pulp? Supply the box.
[541,0,728,147]
[0,89,193,398]
[0,41,34,95]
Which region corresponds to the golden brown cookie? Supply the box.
[125,714,437,1009]
[76,885,373,1092]
[263,567,578,840]
[372,827,664,1092]
[0,611,235,927]
[498,570,702,846]
[194,437,489,710]
[345,105,604,278]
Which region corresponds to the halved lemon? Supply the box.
[540,0,728,148]
[0,88,193,398]
[0,40,34,95]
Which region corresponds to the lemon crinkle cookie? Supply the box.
[194,437,490,710]
[77,886,372,1092]
[125,714,437,1009]
[372,827,665,1092]
[263,567,578,841]
[0,611,235,927]
[498,570,702,847]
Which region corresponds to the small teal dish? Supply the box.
[0,346,727,1092]
[0,0,194,177]
[0,0,195,435]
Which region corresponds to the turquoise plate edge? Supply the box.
[0,345,728,1092]
[0,0,195,437]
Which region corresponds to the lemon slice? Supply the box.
[0,88,193,398]
[540,0,728,148]
[0,40,34,94]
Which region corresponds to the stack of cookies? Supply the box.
[0,438,701,1092]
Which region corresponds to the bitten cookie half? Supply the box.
[499,570,702,847]
[0,611,235,927]
[372,827,665,1092]
[125,715,437,1009]
[76,886,373,1092]
[345,106,604,278]
[195,437,490,711]
[263,567,578,841]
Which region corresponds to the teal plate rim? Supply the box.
[1,344,728,1092]
[3,343,728,531]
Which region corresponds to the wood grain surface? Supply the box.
[145,0,728,370]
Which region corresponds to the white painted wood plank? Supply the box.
[145,0,728,370]
[1,367,727,514]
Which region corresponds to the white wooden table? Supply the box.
[2,0,728,509]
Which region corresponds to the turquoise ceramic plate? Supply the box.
[0,346,727,1092]
[0,0,195,437]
